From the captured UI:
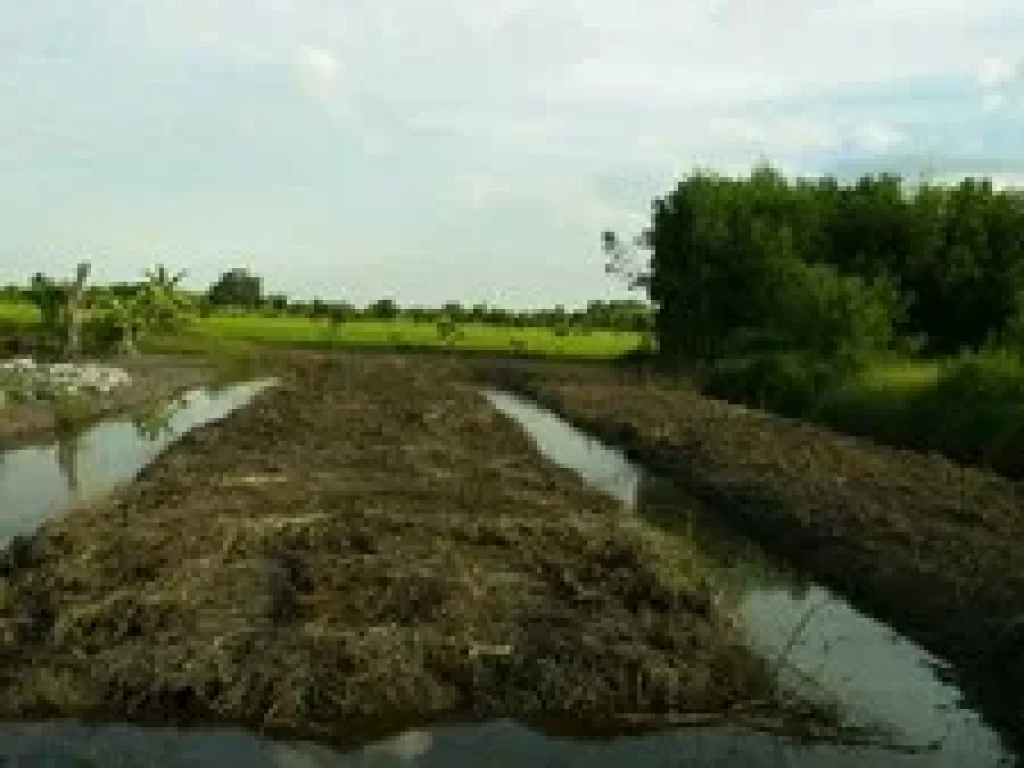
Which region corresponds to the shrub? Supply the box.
[704,352,847,417]
[933,349,1024,403]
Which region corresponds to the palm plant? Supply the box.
[98,265,194,355]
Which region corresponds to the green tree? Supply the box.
[207,268,262,308]
[26,263,91,359]
[99,265,192,355]
[267,294,290,314]
[368,298,400,320]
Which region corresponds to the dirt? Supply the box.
[0,353,831,740]
[485,360,1024,741]
[0,355,217,446]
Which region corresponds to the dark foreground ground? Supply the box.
[0,354,829,741]
[488,361,1024,741]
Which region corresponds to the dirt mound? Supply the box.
[0,354,818,739]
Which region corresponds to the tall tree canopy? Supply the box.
[614,166,1024,361]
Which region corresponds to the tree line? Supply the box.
[606,165,1024,363]
[0,267,653,336]
[199,268,652,332]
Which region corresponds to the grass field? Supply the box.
[182,315,647,358]
[0,300,39,325]
[0,300,646,359]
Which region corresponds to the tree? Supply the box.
[99,265,192,355]
[26,263,91,359]
[442,302,466,323]
[470,303,488,323]
[367,298,400,320]
[310,298,330,319]
[267,294,290,314]
[207,268,262,308]
[631,167,910,362]
[602,230,652,290]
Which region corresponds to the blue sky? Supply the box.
[1,0,1022,307]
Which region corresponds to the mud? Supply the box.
[485,361,1024,741]
[0,354,829,740]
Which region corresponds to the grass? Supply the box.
[169,315,646,359]
[699,349,1024,478]
[0,300,39,325]
[0,299,645,359]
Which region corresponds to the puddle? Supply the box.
[0,379,273,544]
[483,389,1016,767]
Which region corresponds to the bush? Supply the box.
[933,349,1024,403]
[703,352,847,417]
[82,314,124,354]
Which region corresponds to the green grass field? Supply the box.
[0,300,39,325]
[0,299,646,359]
[179,315,646,358]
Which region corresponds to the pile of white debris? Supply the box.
[0,358,132,403]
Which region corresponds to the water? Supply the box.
[0,379,273,544]
[0,719,981,767]
[483,389,1015,767]
[0,382,1014,766]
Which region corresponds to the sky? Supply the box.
[0,0,1022,307]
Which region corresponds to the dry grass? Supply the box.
[0,353,829,740]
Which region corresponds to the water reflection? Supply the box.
[483,389,1014,766]
[129,396,187,443]
[0,719,973,768]
[54,428,82,494]
[0,380,272,545]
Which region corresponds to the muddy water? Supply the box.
[0,380,272,544]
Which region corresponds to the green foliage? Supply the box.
[704,353,847,417]
[771,261,903,362]
[164,315,646,358]
[26,273,66,336]
[932,348,1024,404]
[94,265,193,353]
[207,268,262,308]
[367,298,400,320]
[624,165,1024,363]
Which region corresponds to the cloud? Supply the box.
[294,45,344,105]
[978,56,1019,88]
[853,120,908,153]
[1,0,1024,305]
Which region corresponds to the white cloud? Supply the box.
[978,56,1019,88]
[853,120,908,153]
[712,115,841,153]
[295,45,344,103]
[2,0,1024,304]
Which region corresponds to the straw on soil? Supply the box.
[0,354,826,739]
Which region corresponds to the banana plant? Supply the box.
[97,265,194,355]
